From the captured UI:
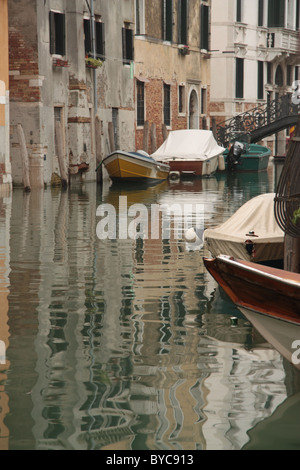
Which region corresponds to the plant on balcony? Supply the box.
[179,45,190,56]
[85,57,103,69]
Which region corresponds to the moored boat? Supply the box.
[204,193,284,266]
[99,150,170,184]
[151,130,225,177]
[223,137,271,172]
[204,255,300,369]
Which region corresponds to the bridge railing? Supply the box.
[216,94,300,146]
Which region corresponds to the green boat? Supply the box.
[223,135,271,172]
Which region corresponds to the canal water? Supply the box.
[1,161,300,451]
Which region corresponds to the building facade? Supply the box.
[0,0,12,192]
[134,0,211,153]
[210,0,300,154]
[8,0,135,187]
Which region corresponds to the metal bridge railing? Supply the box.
[216,94,300,146]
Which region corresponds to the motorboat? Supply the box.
[223,135,271,172]
[204,255,300,369]
[151,130,225,178]
[98,150,170,184]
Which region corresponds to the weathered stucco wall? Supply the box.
[9,0,135,187]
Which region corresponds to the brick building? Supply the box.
[8,0,135,187]
[0,0,12,192]
[134,0,211,153]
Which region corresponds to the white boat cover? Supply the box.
[151,130,225,162]
[204,193,284,262]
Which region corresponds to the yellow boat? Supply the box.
[99,150,170,184]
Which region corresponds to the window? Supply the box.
[179,0,188,45]
[236,0,242,22]
[258,0,264,26]
[162,0,173,42]
[178,85,185,114]
[136,0,145,35]
[258,61,264,99]
[201,88,207,114]
[201,4,209,51]
[268,0,285,27]
[137,80,145,126]
[287,64,292,86]
[122,24,134,64]
[275,64,283,86]
[49,11,66,55]
[84,17,105,60]
[236,58,244,98]
[164,83,171,126]
[295,66,299,81]
[267,62,272,83]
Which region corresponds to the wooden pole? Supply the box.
[17,124,31,192]
[95,116,102,184]
[55,120,68,188]
[143,121,149,153]
[108,122,115,152]
[150,123,157,154]
[162,123,168,142]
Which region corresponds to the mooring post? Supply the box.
[17,124,31,192]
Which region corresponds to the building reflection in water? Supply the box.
[2,176,297,450]
[0,190,11,450]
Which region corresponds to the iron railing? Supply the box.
[216,94,300,146]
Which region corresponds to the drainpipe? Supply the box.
[90,0,97,114]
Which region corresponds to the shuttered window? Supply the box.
[236,0,242,22]
[258,61,264,99]
[258,0,264,26]
[201,4,209,51]
[268,0,285,27]
[122,26,134,64]
[84,19,105,60]
[179,0,188,45]
[162,0,173,42]
[236,58,244,99]
[49,11,66,56]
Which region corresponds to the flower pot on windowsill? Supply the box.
[53,58,70,67]
[179,46,190,56]
[85,57,103,69]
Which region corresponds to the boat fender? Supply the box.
[245,239,255,257]
[218,154,225,171]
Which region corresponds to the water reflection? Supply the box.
[1,163,300,450]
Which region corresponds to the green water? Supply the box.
[0,162,299,451]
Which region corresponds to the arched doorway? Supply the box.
[188,90,199,129]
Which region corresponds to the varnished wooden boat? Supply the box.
[100,150,170,184]
[204,255,300,369]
